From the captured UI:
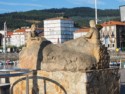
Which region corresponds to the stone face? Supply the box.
[10,69,119,94]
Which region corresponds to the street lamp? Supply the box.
[95,0,98,24]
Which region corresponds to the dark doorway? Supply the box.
[0,33,3,46]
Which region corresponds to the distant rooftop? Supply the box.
[44,17,72,21]
[7,31,13,36]
[15,29,26,32]
[101,21,125,26]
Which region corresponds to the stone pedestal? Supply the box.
[10,68,119,94]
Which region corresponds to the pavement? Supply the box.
[120,69,125,94]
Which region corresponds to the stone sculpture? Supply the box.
[18,20,119,94]
[84,20,100,63]
[31,24,36,37]
[19,20,110,71]
[26,24,36,41]
[26,24,43,47]
[84,20,100,44]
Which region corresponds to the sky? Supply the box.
[0,0,125,14]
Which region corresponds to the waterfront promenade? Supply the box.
[109,51,125,62]
[0,53,19,60]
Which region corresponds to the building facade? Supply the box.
[100,21,125,51]
[0,30,13,47]
[11,28,26,47]
[44,17,75,44]
[6,31,13,46]
[73,28,89,39]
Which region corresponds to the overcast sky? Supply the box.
[0,0,124,14]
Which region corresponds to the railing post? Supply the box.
[26,75,29,94]
[32,70,39,94]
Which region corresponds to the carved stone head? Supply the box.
[31,24,36,32]
[89,20,96,28]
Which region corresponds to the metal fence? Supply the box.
[10,76,67,94]
[0,68,32,94]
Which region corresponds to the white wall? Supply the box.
[44,19,75,44]
[120,6,125,22]
[11,32,26,47]
[74,32,87,39]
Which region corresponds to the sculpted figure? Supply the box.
[85,20,100,44]
[26,24,38,47]
[31,24,36,37]
[26,24,36,40]
[84,20,101,63]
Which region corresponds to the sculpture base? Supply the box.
[10,68,119,94]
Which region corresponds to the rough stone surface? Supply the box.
[10,69,119,94]
[19,37,51,69]
[42,41,96,71]
[42,37,110,71]
[19,36,109,71]
[19,37,109,71]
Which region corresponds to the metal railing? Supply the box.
[0,68,32,94]
[10,76,67,94]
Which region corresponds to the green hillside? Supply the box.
[0,7,120,30]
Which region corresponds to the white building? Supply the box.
[0,30,13,47]
[11,28,26,47]
[0,30,4,35]
[100,21,125,51]
[0,30,5,46]
[73,28,89,39]
[120,5,125,22]
[6,31,13,46]
[44,17,75,44]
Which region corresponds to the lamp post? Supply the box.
[95,0,98,24]
[3,22,7,69]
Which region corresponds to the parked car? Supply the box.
[109,62,120,68]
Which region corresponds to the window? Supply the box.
[111,26,114,30]
[113,44,114,47]
[107,26,110,31]
[108,44,109,47]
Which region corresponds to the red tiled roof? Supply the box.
[75,28,89,33]
[7,31,13,36]
[101,21,125,26]
[15,29,26,32]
